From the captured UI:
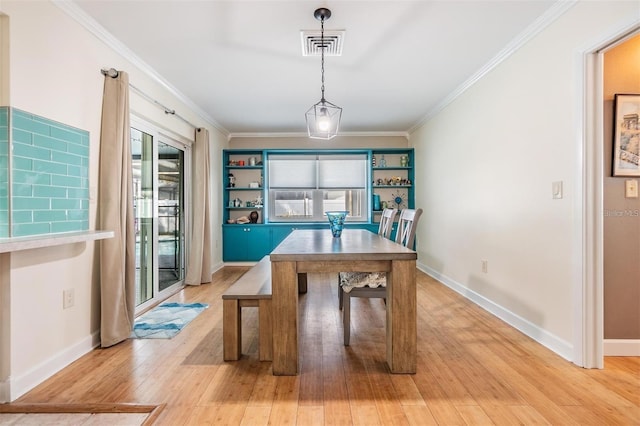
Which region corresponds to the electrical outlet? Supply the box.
[63,289,74,309]
[625,179,638,198]
[481,260,488,273]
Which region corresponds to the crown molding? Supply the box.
[408,0,578,135]
[228,131,409,141]
[52,0,229,136]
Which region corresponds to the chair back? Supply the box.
[395,208,423,248]
[377,208,398,239]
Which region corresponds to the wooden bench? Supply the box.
[222,256,273,361]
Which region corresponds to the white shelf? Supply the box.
[0,230,114,253]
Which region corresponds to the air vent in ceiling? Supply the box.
[301,30,345,56]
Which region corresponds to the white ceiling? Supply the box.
[69,0,561,136]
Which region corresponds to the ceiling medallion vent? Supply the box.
[301,30,345,56]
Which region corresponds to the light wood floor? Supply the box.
[12,268,640,425]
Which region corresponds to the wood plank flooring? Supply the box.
[11,267,640,425]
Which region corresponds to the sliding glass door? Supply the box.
[131,120,189,311]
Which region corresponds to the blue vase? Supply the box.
[373,194,381,211]
[325,211,348,238]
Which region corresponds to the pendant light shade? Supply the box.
[306,99,342,139]
[306,8,342,140]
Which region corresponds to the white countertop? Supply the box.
[0,230,114,253]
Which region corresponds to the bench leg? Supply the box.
[258,299,273,361]
[223,299,241,361]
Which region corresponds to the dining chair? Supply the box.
[338,207,397,309]
[338,207,423,345]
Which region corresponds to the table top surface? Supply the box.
[270,229,417,261]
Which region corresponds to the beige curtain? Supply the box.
[98,71,136,347]
[185,128,212,285]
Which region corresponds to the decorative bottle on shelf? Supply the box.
[400,155,409,167]
[380,155,386,167]
[373,193,381,211]
[372,154,377,167]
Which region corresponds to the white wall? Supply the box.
[0,0,227,401]
[410,1,639,361]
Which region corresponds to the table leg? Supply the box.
[386,259,417,373]
[271,260,299,375]
[298,273,308,294]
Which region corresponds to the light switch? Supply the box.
[625,179,638,198]
[552,181,563,199]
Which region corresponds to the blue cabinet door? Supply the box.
[222,226,246,261]
[223,225,271,261]
[245,226,271,261]
[271,226,296,251]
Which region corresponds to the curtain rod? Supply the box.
[101,67,199,130]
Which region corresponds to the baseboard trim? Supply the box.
[604,339,640,356]
[418,262,574,362]
[6,332,98,402]
[0,380,8,404]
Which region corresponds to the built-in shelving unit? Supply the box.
[371,149,415,217]
[223,150,265,225]
[222,148,415,261]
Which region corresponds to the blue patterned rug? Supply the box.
[130,302,209,339]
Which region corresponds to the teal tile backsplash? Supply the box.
[0,107,90,237]
[0,107,8,237]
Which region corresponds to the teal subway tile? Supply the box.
[81,199,89,209]
[80,166,88,179]
[81,177,88,188]
[0,107,7,126]
[67,188,88,199]
[81,134,89,146]
[12,183,32,197]
[0,156,8,168]
[11,108,32,120]
[50,126,83,144]
[0,198,6,209]
[34,185,67,198]
[51,151,82,166]
[12,112,50,136]
[67,209,88,221]
[0,187,7,197]
[67,142,89,157]
[12,222,50,237]
[81,157,88,167]
[67,165,81,177]
[0,227,7,238]
[33,159,67,175]
[34,210,67,222]
[51,198,80,210]
[12,210,33,224]
[12,128,33,145]
[33,134,67,153]
[51,221,85,233]
[12,157,32,171]
[13,142,51,160]
[52,174,82,188]
[12,196,50,210]
[12,170,51,185]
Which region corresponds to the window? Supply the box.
[268,153,368,222]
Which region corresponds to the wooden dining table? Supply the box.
[269,228,417,375]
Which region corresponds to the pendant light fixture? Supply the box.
[305,7,342,140]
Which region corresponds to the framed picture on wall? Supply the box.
[613,93,640,177]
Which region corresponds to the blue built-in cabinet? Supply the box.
[222,148,414,261]
[0,107,90,238]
